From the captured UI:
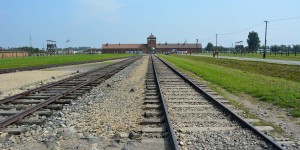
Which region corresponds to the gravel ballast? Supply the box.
[0,56,148,150]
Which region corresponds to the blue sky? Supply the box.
[0,0,299,49]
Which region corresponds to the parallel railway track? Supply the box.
[0,56,140,133]
[141,55,282,150]
[0,57,133,74]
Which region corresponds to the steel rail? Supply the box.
[154,55,283,150]
[0,56,140,129]
[0,57,135,105]
[151,55,179,150]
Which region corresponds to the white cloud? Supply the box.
[75,0,123,23]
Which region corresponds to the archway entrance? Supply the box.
[149,47,156,54]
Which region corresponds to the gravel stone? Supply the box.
[0,56,149,150]
[128,131,141,140]
[115,132,129,138]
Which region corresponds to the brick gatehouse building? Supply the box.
[101,34,202,54]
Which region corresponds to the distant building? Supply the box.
[257,48,270,53]
[101,34,202,54]
[88,48,102,54]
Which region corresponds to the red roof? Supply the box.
[102,43,202,49]
[102,44,147,49]
[156,43,202,49]
[147,34,156,39]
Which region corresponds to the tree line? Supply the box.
[204,31,300,56]
[3,46,92,53]
[4,47,42,53]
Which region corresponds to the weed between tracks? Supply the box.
[158,54,300,117]
[0,54,137,70]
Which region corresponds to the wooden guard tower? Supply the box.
[47,40,57,54]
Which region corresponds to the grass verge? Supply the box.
[0,54,136,70]
[179,55,300,82]
[199,52,300,61]
[158,54,300,117]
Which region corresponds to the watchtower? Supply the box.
[147,33,156,53]
[235,41,244,54]
[47,40,57,54]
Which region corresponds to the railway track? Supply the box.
[0,57,132,74]
[143,55,283,150]
[140,56,177,150]
[0,56,140,134]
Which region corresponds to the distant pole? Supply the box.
[196,39,199,53]
[29,34,32,47]
[263,21,268,58]
[215,34,218,57]
[293,45,296,56]
[288,45,290,56]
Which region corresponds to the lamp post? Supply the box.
[214,34,218,57]
[263,21,268,58]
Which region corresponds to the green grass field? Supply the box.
[158,54,300,117]
[178,55,300,82]
[199,52,300,61]
[0,54,136,70]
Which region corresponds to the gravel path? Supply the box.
[0,56,148,150]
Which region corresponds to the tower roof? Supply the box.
[147,33,156,39]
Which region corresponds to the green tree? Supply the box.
[247,31,260,53]
[270,45,280,55]
[293,45,300,56]
[205,42,214,52]
[216,46,225,52]
[293,45,300,52]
